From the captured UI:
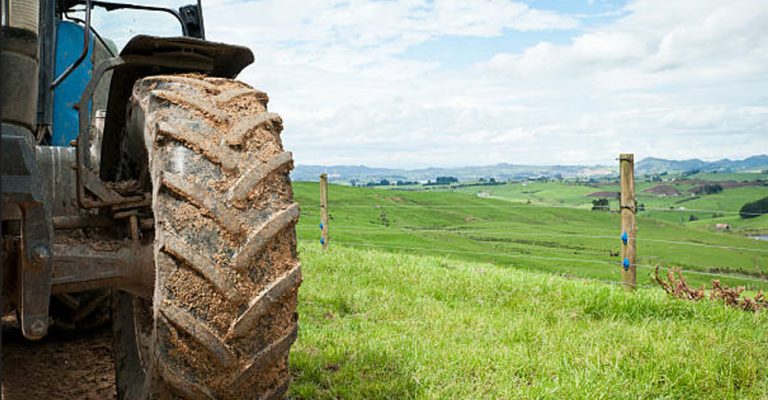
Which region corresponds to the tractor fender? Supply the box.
[99,36,254,181]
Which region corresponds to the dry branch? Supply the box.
[654,266,767,312]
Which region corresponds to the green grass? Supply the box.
[289,244,768,399]
[294,182,768,291]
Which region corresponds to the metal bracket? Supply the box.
[19,202,54,340]
[51,240,154,300]
[1,127,55,339]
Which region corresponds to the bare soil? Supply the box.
[2,316,115,399]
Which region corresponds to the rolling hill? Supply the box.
[293,155,768,184]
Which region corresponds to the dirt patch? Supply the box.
[642,184,681,197]
[586,191,619,198]
[2,316,116,399]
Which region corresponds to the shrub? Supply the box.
[591,198,610,211]
[693,184,723,195]
[739,196,768,219]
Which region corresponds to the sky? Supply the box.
[90,0,768,168]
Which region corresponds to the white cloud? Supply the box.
[179,1,768,167]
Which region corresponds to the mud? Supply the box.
[2,316,116,399]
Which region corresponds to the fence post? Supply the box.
[620,153,637,290]
[320,173,329,250]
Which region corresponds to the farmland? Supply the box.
[289,245,768,399]
[288,179,768,398]
[293,181,768,290]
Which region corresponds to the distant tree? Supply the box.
[435,176,458,185]
[489,177,496,184]
[682,169,701,177]
[479,177,486,182]
[591,198,610,211]
[739,196,768,219]
[365,179,391,187]
[688,214,699,221]
[694,184,723,195]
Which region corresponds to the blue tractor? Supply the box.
[1,1,301,398]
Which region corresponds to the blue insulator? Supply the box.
[319,223,324,229]
[623,258,630,271]
[320,237,325,245]
[621,231,628,245]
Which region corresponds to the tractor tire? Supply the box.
[112,74,301,400]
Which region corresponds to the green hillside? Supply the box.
[293,182,768,291]
[450,181,768,231]
[289,244,768,399]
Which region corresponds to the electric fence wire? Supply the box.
[310,198,768,287]
[327,203,768,216]
[333,240,768,284]
[305,224,768,254]
[339,240,664,289]
[334,239,653,289]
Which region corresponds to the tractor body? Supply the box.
[2,4,302,398]
[1,0,250,339]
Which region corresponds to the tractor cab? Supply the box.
[46,1,206,147]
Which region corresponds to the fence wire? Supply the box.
[309,194,768,289]
[328,203,768,216]
[333,240,768,285]
[311,224,768,254]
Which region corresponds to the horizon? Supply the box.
[295,153,768,169]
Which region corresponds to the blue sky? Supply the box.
[88,0,768,168]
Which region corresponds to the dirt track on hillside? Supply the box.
[2,316,115,399]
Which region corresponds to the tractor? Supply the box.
[1,1,301,398]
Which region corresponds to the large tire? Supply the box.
[112,74,301,399]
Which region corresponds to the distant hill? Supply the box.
[292,163,614,183]
[293,155,768,183]
[636,155,768,174]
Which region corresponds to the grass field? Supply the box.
[293,182,768,290]
[289,244,768,399]
[450,181,768,230]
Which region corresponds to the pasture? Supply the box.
[293,182,768,291]
[289,244,768,399]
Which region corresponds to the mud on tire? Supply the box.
[112,75,301,399]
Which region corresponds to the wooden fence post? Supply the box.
[320,173,329,250]
[620,153,637,289]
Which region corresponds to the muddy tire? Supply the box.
[112,75,301,399]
